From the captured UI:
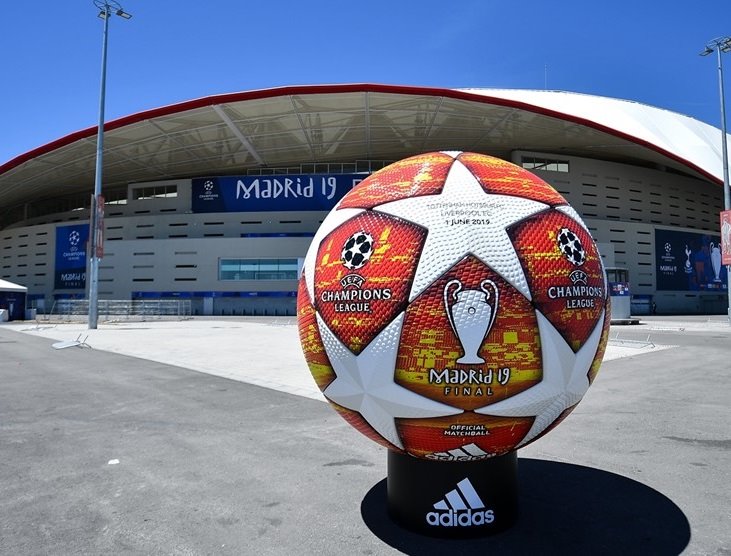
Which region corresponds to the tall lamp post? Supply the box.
[701,36,731,324]
[88,0,131,329]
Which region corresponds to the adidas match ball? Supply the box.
[297,151,610,461]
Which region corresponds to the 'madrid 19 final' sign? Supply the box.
[55,224,89,289]
[191,174,365,213]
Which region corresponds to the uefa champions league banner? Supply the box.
[655,228,727,291]
[191,174,366,213]
[55,224,89,290]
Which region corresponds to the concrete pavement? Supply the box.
[1,315,730,554]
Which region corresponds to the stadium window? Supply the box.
[105,189,128,205]
[132,184,178,200]
[219,258,298,281]
[521,157,569,173]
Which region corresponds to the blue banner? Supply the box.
[655,228,727,291]
[55,224,89,290]
[609,282,631,296]
[191,174,366,213]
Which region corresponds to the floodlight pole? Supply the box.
[88,0,131,329]
[701,37,731,324]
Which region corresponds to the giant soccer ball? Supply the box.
[297,151,610,461]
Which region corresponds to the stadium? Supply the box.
[0,83,728,318]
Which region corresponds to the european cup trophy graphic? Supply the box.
[297,151,610,537]
[710,242,722,282]
[444,279,498,365]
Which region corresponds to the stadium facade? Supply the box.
[0,84,728,317]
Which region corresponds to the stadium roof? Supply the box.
[0,83,727,213]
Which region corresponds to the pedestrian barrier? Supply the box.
[38,299,192,323]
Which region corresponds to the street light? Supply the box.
[88,0,131,329]
[700,36,731,324]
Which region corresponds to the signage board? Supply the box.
[721,210,731,266]
[655,228,727,291]
[191,174,366,213]
[55,224,89,290]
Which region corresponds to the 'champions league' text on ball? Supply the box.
[319,286,393,313]
[546,284,605,308]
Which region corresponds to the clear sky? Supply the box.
[1,0,729,165]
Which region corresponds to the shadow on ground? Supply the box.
[361,458,690,556]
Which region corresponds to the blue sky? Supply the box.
[1,0,729,165]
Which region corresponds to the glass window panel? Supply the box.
[219,258,299,281]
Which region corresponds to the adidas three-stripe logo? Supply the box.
[426,478,495,527]
[433,478,485,511]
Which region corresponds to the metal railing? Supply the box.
[40,299,192,323]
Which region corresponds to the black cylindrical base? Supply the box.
[387,450,518,538]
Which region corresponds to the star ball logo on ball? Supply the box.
[297,150,610,463]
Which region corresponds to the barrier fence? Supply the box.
[40,299,192,322]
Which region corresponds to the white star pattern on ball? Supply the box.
[374,158,549,301]
[475,309,605,448]
[318,312,463,450]
[303,207,364,301]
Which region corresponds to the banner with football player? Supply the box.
[721,210,731,266]
[655,228,727,291]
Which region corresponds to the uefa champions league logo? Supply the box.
[318,229,392,310]
[199,179,218,201]
[557,227,586,266]
[341,231,373,271]
[338,231,374,289]
[68,230,80,252]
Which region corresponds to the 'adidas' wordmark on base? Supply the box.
[425,443,490,462]
[425,477,495,527]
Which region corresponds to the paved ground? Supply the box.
[1,315,730,555]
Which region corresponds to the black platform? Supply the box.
[386,450,518,538]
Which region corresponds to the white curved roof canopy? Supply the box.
[0,84,727,224]
[462,88,728,185]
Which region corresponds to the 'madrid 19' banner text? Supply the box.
[191,174,366,213]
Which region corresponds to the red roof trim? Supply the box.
[0,83,722,185]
